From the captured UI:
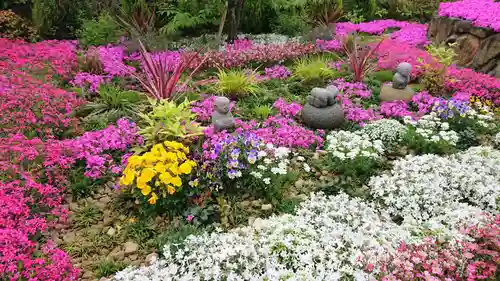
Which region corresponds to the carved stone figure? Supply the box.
[379,62,415,102]
[211,96,235,132]
[301,86,344,129]
[392,62,412,89]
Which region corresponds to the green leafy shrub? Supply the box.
[94,259,127,278]
[0,10,38,41]
[157,0,225,36]
[271,11,308,36]
[78,85,145,127]
[292,55,337,83]
[213,69,260,99]
[78,13,123,47]
[137,99,203,150]
[419,44,456,96]
[386,0,442,21]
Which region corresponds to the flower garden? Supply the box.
[1,0,500,280]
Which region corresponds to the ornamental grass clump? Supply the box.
[120,141,196,205]
[213,69,260,99]
[292,55,337,83]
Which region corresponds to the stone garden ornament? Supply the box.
[211,96,235,132]
[301,86,344,129]
[379,62,416,102]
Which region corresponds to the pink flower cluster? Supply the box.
[224,39,254,52]
[97,45,135,76]
[191,95,237,122]
[272,98,303,117]
[376,39,440,77]
[318,20,429,51]
[369,214,500,281]
[188,41,317,69]
[379,100,412,118]
[0,179,79,281]
[70,72,110,93]
[446,66,500,105]
[46,119,142,179]
[148,51,182,73]
[264,65,292,79]
[439,0,500,31]
[333,78,372,99]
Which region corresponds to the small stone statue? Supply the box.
[392,62,412,89]
[301,86,344,129]
[211,96,235,132]
[379,62,415,102]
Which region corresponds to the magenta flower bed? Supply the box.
[438,0,500,31]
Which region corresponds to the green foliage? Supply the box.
[0,10,38,41]
[419,63,447,96]
[157,0,225,36]
[137,98,203,149]
[252,104,273,120]
[69,166,108,199]
[125,219,157,245]
[402,126,457,155]
[94,259,127,278]
[117,0,156,38]
[292,55,337,83]
[271,11,308,36]
[154,224,201,252]
[426,43,457,67]
[371,70,394,83]
[386,0,442,20]
[72,203,103,229]
[78,13,123,47]
[273,0,343,25]
[78,85,145,127]
[213,69,260,98]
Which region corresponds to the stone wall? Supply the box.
[428,16,500,78]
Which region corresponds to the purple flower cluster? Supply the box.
[264,64,291,79]
[272,98,303,117]
[45,119,142,179]
[98,46,135,76]
[70,72,110,93]
[411,91,439,114]
[224,39,254,52]
[390,23,429,46]
[432,98,471,119]
[236,117,325,149]
[439,0,500,31]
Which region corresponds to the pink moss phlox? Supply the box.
[70,72,111,93]
[191,95,237,123]
[97,45,135,76]
[264,65,291,80]
[446,67,500,105]
[379,100,413,118]
[376,39,440,77]
[272,98,303,117]
[411,91,440,115]
[332,78,372,99]
[439,0,500,31]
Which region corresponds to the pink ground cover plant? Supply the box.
[367,214,500,281]
[438,0,500,31]
[446,67,500,106]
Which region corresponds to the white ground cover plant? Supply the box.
[113,193,413,281]
[403,113,460,146]
[326,130,385,160]
[369,146,500,222]
[360,119,407,145]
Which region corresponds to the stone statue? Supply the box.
[392,62,412,89]
[379,62,415,102]
[301,86,344,129]
[211,96,235,132]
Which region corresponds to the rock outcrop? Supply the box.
[428,16,500,78]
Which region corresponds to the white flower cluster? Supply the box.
[404,113,460,145]
[326,130,385,160]
[113,193,411,281]
[369,146,500,222]
[360,119,408,144]
[250,147,311,185]
[495,132,500,147]
[240,33,301,45]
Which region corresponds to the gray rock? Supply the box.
[123,241,139,255]
[302,103,344,129]
[261,204,273,211]
[252,218,265,230]
[380,84,415,102]
[106,227,116,237]
[145,252,159,264]
[62,232,76,244]
[211,96,235,132]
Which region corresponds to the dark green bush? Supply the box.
[78,13,123,47]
